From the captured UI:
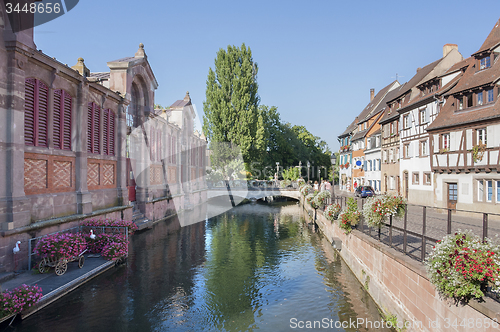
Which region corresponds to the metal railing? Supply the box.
[324,195,500,300]
[328,196,500,262]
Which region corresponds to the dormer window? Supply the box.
[457,96,464,110]
[480,56,491,70]
[487,88,494,103]
[478,91,483,105]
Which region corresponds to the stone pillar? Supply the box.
[0,41,32,230]
[116,101,129,206]
[74,81,92,214]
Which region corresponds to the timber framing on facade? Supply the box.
[337,18,500,214]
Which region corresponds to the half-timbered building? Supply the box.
[397,45,463,204]
[426,20,500,213]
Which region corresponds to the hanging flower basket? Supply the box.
[324,203,341,222]
[426,230,500,302]
[362,195,406,228]
[337,198,360,234]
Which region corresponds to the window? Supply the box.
[403,144,410,158]
[389,149,394,163]
[24,78,49,147]
[457,96,463,110]
[87,102,101,154]
[103,109,115,156]
[487,180,493,202]
[403,114,410,129]
[477,91,483,106]
[477,128,487,145]
[466,93,473,108]
[480,56,491,70]
[419,109,427,124]
[378,159,381,170]
[478,180,484,201]
[53,89,72,150]
[424,172,431,185]
[412,172,419,185]
[442,133,450,150]
[487,88,494,103]
[497,181,500,203]
[420,140,428,156]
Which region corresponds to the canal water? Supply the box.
[13,201,391,332]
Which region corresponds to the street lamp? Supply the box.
[330,152,336,200]
[307,161,310,184]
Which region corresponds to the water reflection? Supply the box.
[14,201,390,332]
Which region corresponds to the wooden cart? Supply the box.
[38,249,87,276]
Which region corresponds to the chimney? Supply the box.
[370,88,375,101]
[443,44,458,58]
[416,67,422,73]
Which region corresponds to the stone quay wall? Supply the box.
[301,197,500,332]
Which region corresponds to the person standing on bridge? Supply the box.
[320,180,326,192]
[274,173,279,187]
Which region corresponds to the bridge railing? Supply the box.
[207,180,299,190]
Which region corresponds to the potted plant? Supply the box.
[426,230,500,303]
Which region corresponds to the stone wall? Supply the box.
[301,197,500,332]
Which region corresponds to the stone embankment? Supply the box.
[301,197,500,332]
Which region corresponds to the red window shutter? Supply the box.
[53,90,62,149]
[109,111,115,156]
[37,81,49,147]
[87,103,93,153]
[103,109,109,155]
[93,104,100,154]
[24,79,36,146]
[62,92,72,150]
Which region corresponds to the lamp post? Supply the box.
[275,162,280,187]
[307,161,310,184]
[330,152,336,201]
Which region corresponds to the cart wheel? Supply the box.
[55,260,68,276]
[78,255,85,268]
[38,259,47,274]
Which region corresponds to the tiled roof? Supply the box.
[473,19,500,56]
[446,57,499,95]
[170,99,191,108]
[397,71,464,114]
[386,59,442,105]
[351,129,368,141]
[338,119,357,138]
[378,85,406,124]
[357,80,399,124]
[109,57,136,63]
[89,72,110,80]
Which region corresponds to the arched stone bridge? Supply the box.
[207,187,300,202]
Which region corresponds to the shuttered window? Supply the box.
[87,102,101,154]
[24,78,49,147]
[53,89,72,150]
[102,109,115,156]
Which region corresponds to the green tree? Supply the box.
[203,44,265,177]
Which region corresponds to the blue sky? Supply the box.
[34,0,500,153]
